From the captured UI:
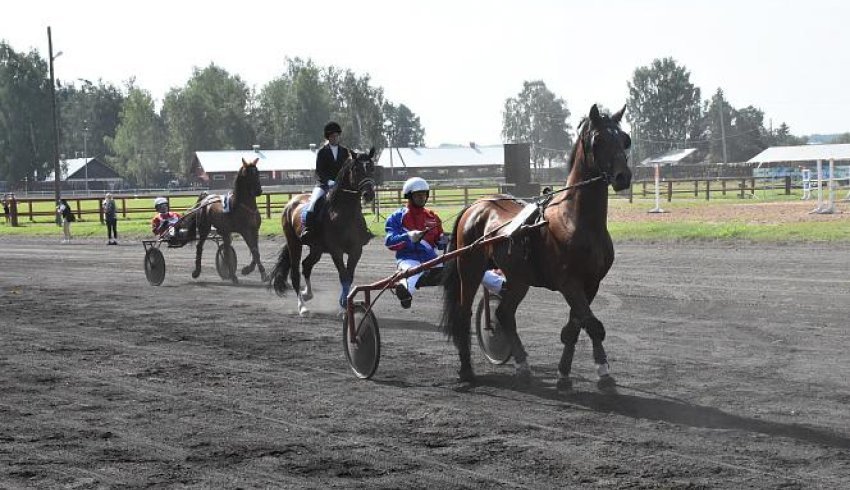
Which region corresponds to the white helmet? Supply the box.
[402,177,429,198]
[154,197,168,211]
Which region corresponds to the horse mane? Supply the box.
[326,152,357,210]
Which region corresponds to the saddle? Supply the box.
[299,194,327,234]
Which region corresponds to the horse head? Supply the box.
[238,157,263,198]
[336,147,376,203]
[580,104,632,192]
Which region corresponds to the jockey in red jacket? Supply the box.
[151,197,181,236]
[385,177,505,309]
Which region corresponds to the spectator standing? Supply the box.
[57,198,74,243]
[102,193,118,245]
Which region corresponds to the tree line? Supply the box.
[502,57,818,167]
[0,42,425,187]
[1,39,831,188]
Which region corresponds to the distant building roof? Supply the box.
[377,146,504,168]
[640,148,698,166]
[193,145,507,175]
[45,157,93,181]
[747,144,850,164]
[193,149,319,174]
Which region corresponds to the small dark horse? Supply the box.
[191,157,267,283]
[270,148,376,315]
[440,104,632,390]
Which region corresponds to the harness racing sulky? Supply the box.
[342,105,632,390]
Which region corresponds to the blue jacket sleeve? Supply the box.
[384,210,411,252]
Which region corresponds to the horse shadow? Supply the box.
[464,372,850,450]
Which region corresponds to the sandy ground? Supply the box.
[1,236,849,488]
[611,199,850,224]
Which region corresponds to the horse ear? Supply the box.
[368,147,375,159]
[252,158,259,166]
[589,104,602,126]
[612,105,626,123]
[242,158,248,166]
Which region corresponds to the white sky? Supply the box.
[3,0,849,146]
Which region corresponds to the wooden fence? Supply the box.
[2,176,817,224]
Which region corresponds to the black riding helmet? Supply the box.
[324,121,342,138]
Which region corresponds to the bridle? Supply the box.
[336,151,376,196]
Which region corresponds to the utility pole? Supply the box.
[718,93,728,164]
[83,121,88,195]
[48,27,61,206]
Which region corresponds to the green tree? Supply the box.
[384,102,425,147]
[502,80,572,167]
[702,90,768,162]
[829,133,850,144]
[767,122,809,146]
[0,41,53,183]
[626,57,702,163]
[255,58,331,150]
[162,64,255,176]
[58,79,124,160]
[107,84,165,187]
[324,66,387,150]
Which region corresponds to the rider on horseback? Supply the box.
[385,177,506,309]
[300,121,349,244]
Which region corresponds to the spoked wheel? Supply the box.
[475,290,513,365]
[343,303,381,379]
[144,248,166,286]
[215,244,237,281]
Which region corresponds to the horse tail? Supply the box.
[268,243,291,295]
[440,205,470,341]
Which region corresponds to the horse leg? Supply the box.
[223,234,238,284]
[300,248,323,302]
[341,248,362,312]
[558,281,613,392]
[288,243,308,316]
[240,229,265,281]
[192,222,210,279]
[329,252,351,316]
[495,283,532,380]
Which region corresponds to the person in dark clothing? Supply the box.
[300,121,350,243]
[57,198,74,243]
[102,193,118,245]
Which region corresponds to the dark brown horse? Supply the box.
[191,157,266,283]
[270,148,376,316]
[440,104,632,390]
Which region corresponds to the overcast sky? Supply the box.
[3,0,848,146]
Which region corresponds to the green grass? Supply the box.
[3,196,848,242]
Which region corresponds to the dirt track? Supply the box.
[1,236,849,488]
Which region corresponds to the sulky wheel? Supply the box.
[144,248,166,286]
[342,303,381,379]
[475,290,513,365]
[215,244,237,281]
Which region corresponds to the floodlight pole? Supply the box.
[48,27,61,206]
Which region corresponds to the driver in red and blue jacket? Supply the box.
[385,177,505,309]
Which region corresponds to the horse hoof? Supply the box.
[556,377,573,392]
[298,307,311,317]
[458,367,476,384]
[597,375,617,393]
[191,270,201,279]
[515,365,532,382]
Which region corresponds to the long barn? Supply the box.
[191,145,509,188]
